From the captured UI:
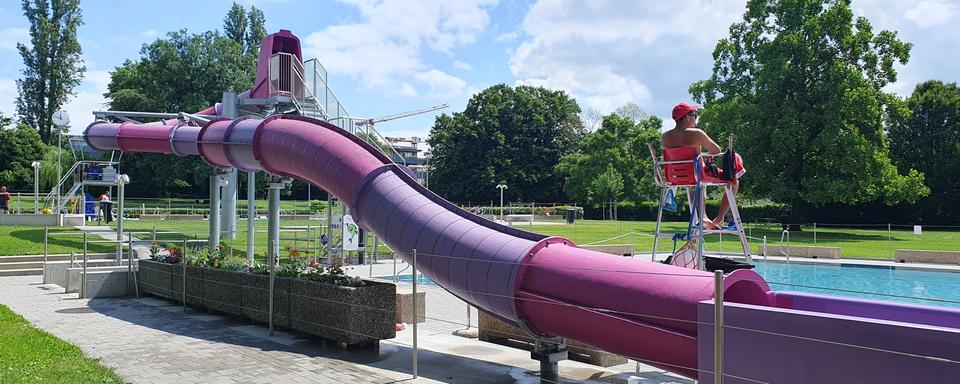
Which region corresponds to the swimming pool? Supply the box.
[753,261,960,308]
[386,261,960,309]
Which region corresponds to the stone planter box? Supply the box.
[203,268,244,316]
[288,278,396,347]
[137,260,396,346]
[138,260,176,300]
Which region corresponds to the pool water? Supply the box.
[387,261,960,309]
[752,261,960,308]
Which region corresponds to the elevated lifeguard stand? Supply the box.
[647,144,752,269]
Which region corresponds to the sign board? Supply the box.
[914,225,922,235]
[342,215,359,251]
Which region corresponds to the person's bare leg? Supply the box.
[713,180,739,226]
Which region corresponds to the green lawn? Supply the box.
[0,226,116,256]
[111,217,330,261]
[529,220,960,260]
[4,216,957,261]
[0,304,123,383]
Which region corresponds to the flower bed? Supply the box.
[137,246,396,347]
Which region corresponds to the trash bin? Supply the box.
[566,208,576,224]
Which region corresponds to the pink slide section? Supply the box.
[85,115,772,379]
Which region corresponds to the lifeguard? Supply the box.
[661,102,745,230]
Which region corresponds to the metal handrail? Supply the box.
[780,229,790,260]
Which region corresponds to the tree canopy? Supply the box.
[101,6,267,198]
[427,84,584,203]
[690,0,927,221]
[889,80,960,223]
[556,113,661,205]
[15,0,85,143]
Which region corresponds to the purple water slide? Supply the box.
[85,115,775,378]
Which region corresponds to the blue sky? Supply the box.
[0,0,958,138]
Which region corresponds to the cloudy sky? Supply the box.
[0,0,957,138]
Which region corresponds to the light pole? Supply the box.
[31,161,41,214]
[496,184,507,222]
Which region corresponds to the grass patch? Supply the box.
[0,304,123,383]
[0,226,115,256]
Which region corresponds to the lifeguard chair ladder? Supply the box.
[647,144,752,268]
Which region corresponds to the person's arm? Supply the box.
[697,130,722,154]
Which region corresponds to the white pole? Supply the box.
[247,171,256,264]
[32,161,40,214]
[412,248,419,379]
[714,270,724,384]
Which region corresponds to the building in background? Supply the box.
[385,136,430,186]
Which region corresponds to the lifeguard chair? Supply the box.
[647,141,752,269]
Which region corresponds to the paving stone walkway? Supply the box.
[0,276,406,384]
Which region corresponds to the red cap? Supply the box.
[672,102,700,122]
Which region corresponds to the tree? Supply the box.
[0,112,12,129]
[556,113,661,205]
[15,0,85,144]
[591,164,624,220]
[106,30,252,113]
[246,6,267,54]
[889,80,960,223]
[428,84,584,203]
[223,2,247,45]
[689,0,927,224]
[0,124,47,190]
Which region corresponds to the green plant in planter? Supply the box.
[219,256,249,272]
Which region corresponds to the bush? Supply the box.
[582,200,788,222]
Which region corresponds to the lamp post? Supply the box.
[496,184,507,222]
[31,161,41,214]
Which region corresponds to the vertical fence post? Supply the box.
[813,222,817,245]
[182,239,188,311]
[127,232,133,293]
[714,270,724,384]
[81,233,88,299]
[412,248,418,379]
[269,239,276,336]
[42,226,49,284]
[888,223,892,260]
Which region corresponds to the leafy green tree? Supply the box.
[428,84,584,202]
[889,80,960,223]
[591,164,624,220]
[556,114,661,205]
[0,124,47,190]
[107,30,251,113]
[223,2,247,45]
[0,112,12,129]
[690,0,927,223]
[246,6,267,54]
[105,16,264,197]
[15,0,85,143]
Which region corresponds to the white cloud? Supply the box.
[141,29,159,38]
[495,31,517,42]
[413,69,467,98]
[904,0,957,28]
[453,60,473,70]
[61,69,110,133]
[0,77,17,118]
[0,27,29,51]
[510,0,746,118]
[301,0,496,97]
